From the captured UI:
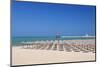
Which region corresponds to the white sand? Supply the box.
[12,46,95,66]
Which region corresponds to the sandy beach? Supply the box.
[12,39,95,66]
[12,1,96,66]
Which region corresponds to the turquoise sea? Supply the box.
[12,36,95,46]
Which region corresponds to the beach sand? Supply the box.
[12,45,95,66]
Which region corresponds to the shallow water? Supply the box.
[12,36,95,46]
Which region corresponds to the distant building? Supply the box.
[85,34,89,37]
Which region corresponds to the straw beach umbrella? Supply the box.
[21,41,26,48]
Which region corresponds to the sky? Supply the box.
[12,1,96,36]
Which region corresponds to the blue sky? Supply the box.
[12,1,96,36]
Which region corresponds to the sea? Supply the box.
[12,36,95,46]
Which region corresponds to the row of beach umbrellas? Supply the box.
[20,40,95,53]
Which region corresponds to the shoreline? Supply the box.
[12,39,95,46]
